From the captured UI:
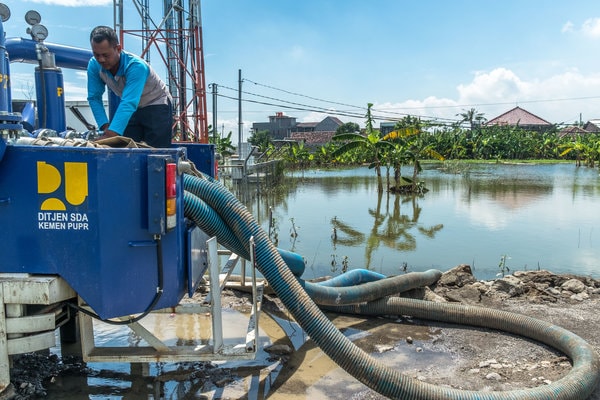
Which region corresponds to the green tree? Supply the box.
[457,108,486,131]
[385,117,444,193]
[284,141,314,170]
[248,129,272,153]
[332,103,394,192]
[208,126,236,160]
[314,142,340,166]
[559,136,600,167]
[335,122,360,135]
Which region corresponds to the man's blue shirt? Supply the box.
[87,50,150,135]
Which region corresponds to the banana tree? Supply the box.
[332,103,394,192]
[208,125,237,160]
[384,126,444,193]
[559,138,593,167]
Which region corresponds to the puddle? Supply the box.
[42,309,455,399]
[265,314,455,400]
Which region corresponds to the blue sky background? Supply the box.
[4,0,600,140]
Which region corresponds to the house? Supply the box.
[289,116,343,147]
[289,117,341,147]
[558,125,589,138]
[251,112,297,140]
[292,116,343,133]
[583,119,600,133]
[485,106,553,132]
[380,122,396,136]
[251,114,345,145]
[252,113,344,147]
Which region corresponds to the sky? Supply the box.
[4,0,600,141]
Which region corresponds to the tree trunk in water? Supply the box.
[376,165,383,192]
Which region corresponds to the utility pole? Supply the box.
[210,83,217,143]
[238,69,243,157]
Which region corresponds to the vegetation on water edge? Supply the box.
[237,105,600,193]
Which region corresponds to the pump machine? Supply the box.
[0,4,260,396]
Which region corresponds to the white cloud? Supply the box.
[563,17,600,38]
[371,67,600,124]
[457,68,530,104]
[582,17,600,38]
[562,21,574,33]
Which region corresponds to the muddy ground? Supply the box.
[5,265,600,399]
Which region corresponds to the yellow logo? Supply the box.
[37,161,88,210]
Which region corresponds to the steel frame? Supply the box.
[78,236,263,363]
[113,0,209,143]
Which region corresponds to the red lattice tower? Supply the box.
[113,0,208,143]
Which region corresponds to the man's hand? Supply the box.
[95,129,119,141]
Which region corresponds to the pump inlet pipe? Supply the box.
[182,171,600,400]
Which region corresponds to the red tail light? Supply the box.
[166,162,177,229]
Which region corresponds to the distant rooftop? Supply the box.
[486,106,552,127]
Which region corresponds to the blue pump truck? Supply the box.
[0,4,261,396]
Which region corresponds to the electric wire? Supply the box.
[216,89,459,127]
[215,77,600,128]
[244,78,366,111]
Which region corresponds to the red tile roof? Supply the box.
[290,131,336,145]
[485,106,552,126]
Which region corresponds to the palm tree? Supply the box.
[457,108,486,131]
[332,103,393,192]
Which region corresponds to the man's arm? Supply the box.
[107,58,149,134]
[86,58,109,130]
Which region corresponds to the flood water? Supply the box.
[41,162,600,399]
[247,162,600,281]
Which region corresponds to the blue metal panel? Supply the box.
[173,143,216,178]
[0,144,188,319]
[147,155,169,235]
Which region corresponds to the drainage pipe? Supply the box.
[183,172,600,400]
[316,269,387,287]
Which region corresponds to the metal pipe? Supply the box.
[5,38,91,70]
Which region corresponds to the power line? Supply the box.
[215,77,600,129]
[218,84,361,117]
[239,79,455,122]
[217,83,460,125]
[244,78,365,111]
[229,78,600,122]
[216,93,366,120]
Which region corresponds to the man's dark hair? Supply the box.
[90,26,119,46]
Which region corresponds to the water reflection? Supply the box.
[235,163,600,280]
[41,162,600,399]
